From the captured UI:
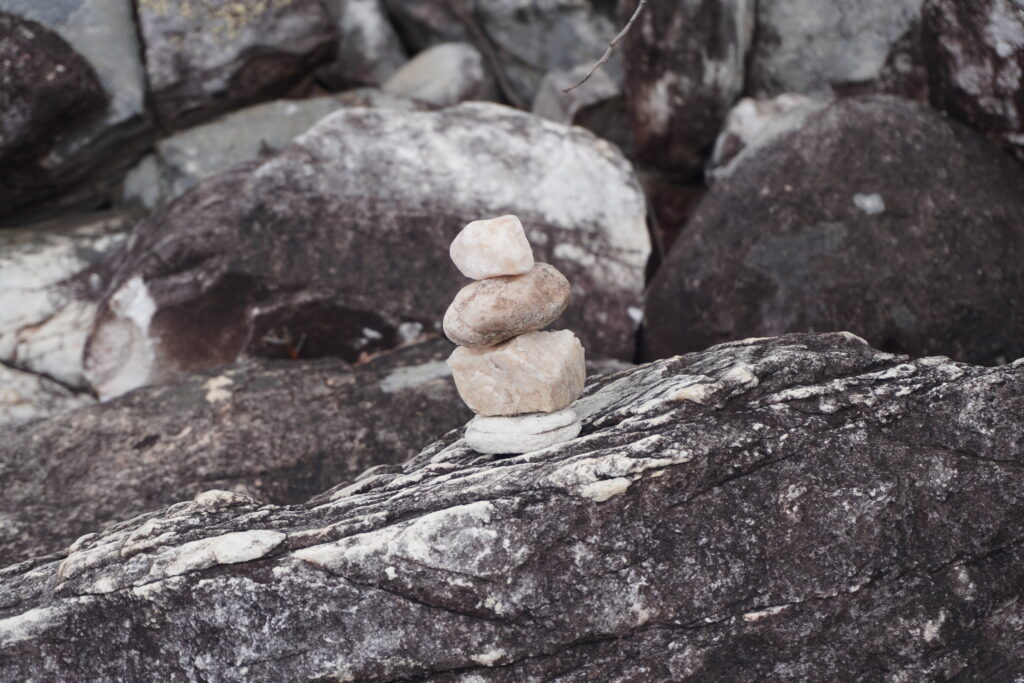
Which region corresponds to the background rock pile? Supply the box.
[2,0,1024,676]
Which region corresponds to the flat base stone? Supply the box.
[465,408,582,455]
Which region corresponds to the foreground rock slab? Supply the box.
[86,103,649,398]
[0,338,469,565]
[2,333,1023,679]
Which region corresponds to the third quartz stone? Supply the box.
[443,263,571,347]
[447,329,585,416]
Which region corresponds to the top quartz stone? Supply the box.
[450,215,535,280]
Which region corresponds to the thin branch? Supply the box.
[563,0,648,93]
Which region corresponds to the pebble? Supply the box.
[450,215,534,280]
[465,408,582,454]
[444,263,570,347]
[447,329,585,416]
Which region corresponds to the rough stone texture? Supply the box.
[381,0,615,105]
[122,91,425,209]
[450,215,534,281]
[448,329,585,415]
[618,0,754,177]
[85,103,649,399]
[0,0,150,222]
[382,42,495,107]
[644,96,1024,365]
[465,407,581,454]
[708,94,828,181]
[0,210,136,388]
[0,11,107,216]
[0,338,471,565]
[924,0,1024,163]
[317,0,407,89]
[134,0,337,129]
[0,363,94,427]
[3,333,1024,679]
[444,263,571,348]
[749,0,928,99]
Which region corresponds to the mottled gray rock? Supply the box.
[643,96,1024,365]
[0,363,93,427]
[0,11,106,216]
[382,42,496,107]
[0,0,150,221]
[317,0,407,89]
[465,407,581,454]
[749,0,928,99]
[122,91,424,208]
[86,103,649,399]
[382,0,615,104]
[3,333,1024,680]
[0,210,136,388]
[532,60,631,153]
[924,0,1024,162]
[135,0,337,128]
[0,338,469,565]
[618,0,754,176]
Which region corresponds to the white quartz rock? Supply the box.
[450,215,534,280]
[465,408,582,455]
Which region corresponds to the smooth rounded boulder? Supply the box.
[643,96,1024,365]
[443,263,570,348]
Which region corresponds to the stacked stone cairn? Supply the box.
[445,215,586,455]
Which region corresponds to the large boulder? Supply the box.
[0,11,106,216]
[134,0,337,129]
[381,0,615,105]
[85,103,650,399]
[0,0,149,222]
[0,210,137,388]
[618,0,754,177]
[643,96,1024,365]
[382,42,496,107]
[924,0,1024,163]
[0,338,470,565]
[316,0,407,89]
[122,90,425,209]
[3,333,1023,679]
[0,364,93,428]
[748,0,928,99]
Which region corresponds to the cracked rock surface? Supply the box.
[2,333,1023,680]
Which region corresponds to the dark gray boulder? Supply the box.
[2,332,1023,679]
[0,338,471,565]
[618,0,753,177]
[643,96,1024,365]
[0,11,107,215]
[84,103,650,399]
[924,0,1024,163]
[134,0,337,129]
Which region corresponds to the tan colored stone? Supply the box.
[447,329,585,416]
[450,215,534,280]
[443,263,570,348]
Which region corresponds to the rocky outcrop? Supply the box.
[317,0,407,89]
[0,364,93,427]
[85,103,649,399]
[748,0,928,99]
[618,0,754,177]
[3,333,1023,679]
[0,0,150,222]
[924,0,1024,163]
[532,61,630,154]
[643,96,1024,365]
[122,91,424,209]
[0,338,471,565]
[381,0,615,105]
[0,11,107,216]
[0,210,137,388]
[135,0,337,129]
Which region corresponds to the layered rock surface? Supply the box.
[3,333,1023,679]
[85,103,649,399]
[644,96,1024,364]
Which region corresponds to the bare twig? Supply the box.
[563,0,648,93]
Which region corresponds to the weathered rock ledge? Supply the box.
[2,333,1022,680]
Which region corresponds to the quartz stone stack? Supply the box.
[445,215,586,454]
